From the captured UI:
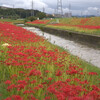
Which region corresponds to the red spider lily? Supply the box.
[66,79,71,82]
[17,80,27,85]
[79,80,89,85]
[7,84,16,91]
[38,84,43,88]
[29,69,41,76]
[44,96,51,100]
[45,70,50,73]
[31,80,36,84]
[19,71,24,74]
[23,90,30,94]
[80,18,90,24]
[33,86,39,90]
[11,74,17,79]
[47,77,52,81]
[56,70,62,76]
[92,85,100,92]
[88,72,98,75]
[17,84,26,91]
[85,90,99,100]
[27,20,50,25]
[49,23,100,29]
[23,90,35,94]
[47,81,82,99]
[5,80,11,85]
[27,95,38,100]
[4,95,23,100]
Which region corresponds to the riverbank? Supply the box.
[25,24,100,49]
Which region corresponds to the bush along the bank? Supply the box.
[0,22,100,100]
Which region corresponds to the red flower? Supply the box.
[17,84,25,91]
[31,80,36,84]
[5,80,11,85]
[7,84,16,91]
[29,69,41,76]
[23,90,30,94]
[56,70,62,76]
[5,95,23,100]
[88,72,98,75]
[44,96,51,100]
[38,84,43,88]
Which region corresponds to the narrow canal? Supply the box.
[23,26,100,68]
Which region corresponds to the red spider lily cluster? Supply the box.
[52,17,100,30]
[27,20,50,25]
[80,18,90,24]
[49,23,100,30]
[0,22,100,100]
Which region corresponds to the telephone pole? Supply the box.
[43,7,45,13]
[69,4,71,13]
[31,0,34,16]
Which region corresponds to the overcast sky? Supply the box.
[0,0,100,16]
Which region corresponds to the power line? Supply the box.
[31,0,34,16]
[57,0,63,17]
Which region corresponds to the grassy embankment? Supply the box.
[0,19,24,24]
[26,17,100,36]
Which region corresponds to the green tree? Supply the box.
[28,16,37,22]
[36,12,46,19]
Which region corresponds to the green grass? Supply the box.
[46,25,100,36]
[0,45,11,99]
[0,19,24,24]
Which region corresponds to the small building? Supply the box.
[64,12,72,18]
[54,14,63,18]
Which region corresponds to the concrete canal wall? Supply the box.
[26,24,100,49]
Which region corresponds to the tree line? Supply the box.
[0,7,47,19]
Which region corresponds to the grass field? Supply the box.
[0,19,24,24]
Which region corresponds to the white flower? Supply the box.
[2,43,11,47]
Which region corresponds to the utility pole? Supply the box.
[68,3,72,17]
[43,7,45,13]
[69,4,71,13]
[97,9,100,16]
[54,9,57,14]
[13,5,16,18]
[13,5,14,9]
[57,0,63,17]
[81,11,83,17]
[31,0,34,16]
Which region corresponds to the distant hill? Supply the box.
[0,6,10,9]
[0,6,42,19]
